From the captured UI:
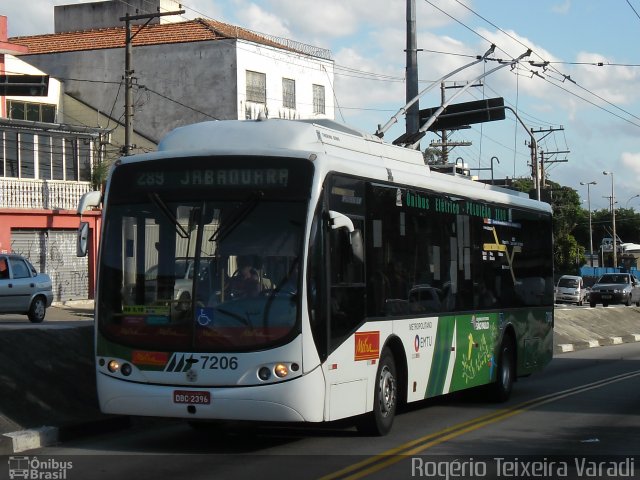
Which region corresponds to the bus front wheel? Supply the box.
[357,349,397,436]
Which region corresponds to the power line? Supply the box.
[627,0,640,21]
[140,85,219,120]
[427,0,640,131]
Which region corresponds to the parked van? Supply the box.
[555,275,588,306]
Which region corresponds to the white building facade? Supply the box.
[10,1,335,150]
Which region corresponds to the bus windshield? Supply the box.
[97,156,313,352]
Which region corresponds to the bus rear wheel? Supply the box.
[487,336,515,402]
[357,349,397,436]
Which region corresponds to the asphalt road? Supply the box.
[0,303,93,328]
[9,342,640,480]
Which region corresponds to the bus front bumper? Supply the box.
[97,366,326,423]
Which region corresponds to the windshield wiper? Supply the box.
[149,193,190,239]
[209,191,263,243]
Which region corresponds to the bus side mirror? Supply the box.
[329,210,364,262]
[350,229,364,263]
[77,222,89,257]
[329,210,354,232]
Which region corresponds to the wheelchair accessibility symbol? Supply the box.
[196,307,214,326]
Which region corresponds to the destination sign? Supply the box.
[134,168,289,189]
[405,189,509,223]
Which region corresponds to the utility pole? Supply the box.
[437,81,481,163]
[539,149,569,187]
[531,126,565,190]
[405,0,419,141]
[120,7,184,155]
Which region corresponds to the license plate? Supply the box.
[601,295,611,299]
[173,390,211,404]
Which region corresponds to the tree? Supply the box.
[423,147,442,165]
[509,178,585,274]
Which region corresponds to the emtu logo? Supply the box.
[414,334,433,352]
[164,353,199,372]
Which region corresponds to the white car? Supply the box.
[555,275,588,306]
[0,253,54,322]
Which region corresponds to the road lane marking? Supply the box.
[321,369,640,480]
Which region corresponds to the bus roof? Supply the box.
[124,118,550,214]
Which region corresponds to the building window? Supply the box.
[38,135,52,180]
[313,84,325,115]
[4,131,18,177]
[20,133,35,179]
[0,130,92,181]
[246,70,266,104]
[79,139,91,182]
[52,136,64,180]
[282,78,296,109]
[65,138,78,181]
[7,100,56,123]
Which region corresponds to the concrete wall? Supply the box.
[22,41,239,143]
[62,94,157,159]
[236,39,335,121]
[23,38,334,145]
[54,0,183,33]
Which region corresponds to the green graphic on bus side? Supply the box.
[424,314,499,398]
[425,316,455,397]
[450,314,499,391]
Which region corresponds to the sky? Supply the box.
[4,0,640,215]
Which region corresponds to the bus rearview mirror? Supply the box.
[77,221,89,257]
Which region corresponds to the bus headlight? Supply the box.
[257,363,298,381]
[258,367,271,381]
[120,363,133,376]
[274,363,289,378]
[107,360,120,373]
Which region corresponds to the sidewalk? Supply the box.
[52,299,95,313]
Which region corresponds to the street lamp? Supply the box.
[580,181,597,267]
[626,194,640,209]
[603,171,617,269]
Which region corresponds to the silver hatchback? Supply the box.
[0,253,54,322]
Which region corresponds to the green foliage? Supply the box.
[423,147,443,165]
[554,233,585,275]
[91,160,111,191]
[509,178,586,274]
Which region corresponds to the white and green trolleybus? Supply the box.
[94,118,553,435]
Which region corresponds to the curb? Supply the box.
[555,333,640,354]
[51,300,94,309]
[0,417,131,454]
[1,427,58,454]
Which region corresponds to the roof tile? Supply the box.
[9,19,290,55]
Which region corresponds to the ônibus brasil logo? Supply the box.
[8,456,72,479]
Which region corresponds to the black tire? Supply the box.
[590,302,596,308]
[487,336,515,402]
[28,296,46,323]
[625,298,632,307]
[603,303,609,307]
[356,349,397,436]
